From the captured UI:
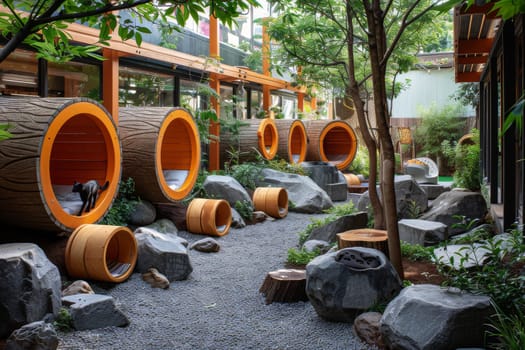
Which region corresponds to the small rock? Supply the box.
[142,268,170,289]
[5,321,58,350]
[62,280,94,297]
[302,240,331,254]
[230,208,246,228]
[62,294,130,331]
[190,238,221,253]
[353,312,384,348]
[129,200,157,226]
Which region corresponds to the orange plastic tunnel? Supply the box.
[119,107,201,202]
[0,97,121,232]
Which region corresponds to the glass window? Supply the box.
[0,50,38,96]
[48,61,100,98]
[220,85,235,119]
[119,66,174,107]
[282,96,297,119]
[250,90,263,118]
[180,79,209,113]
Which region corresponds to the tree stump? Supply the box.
[259,269,308,304]
[336,229,389,258]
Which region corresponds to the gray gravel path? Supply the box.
[57,209,376,350]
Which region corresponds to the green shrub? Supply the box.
[228,163,262,190]
[100,177,138,226]
[297,202,358,246]
[453,128,481,190]
[347,146,370,178]
[53,307,73,332]
[287,247,322,266]
[400,241,433,261]
[434,226,525,314]
[414,103,466,161]
[234,200,254,221]
[487,302,525,350]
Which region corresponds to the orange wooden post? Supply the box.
[102,49,119,124]
[208,15,221,171]
[297,67,304,112]
[262,20,272,114]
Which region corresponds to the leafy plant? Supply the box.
[487,302,525,350]
[228,163,262,190]
[234,200,254,221]
[400,241,433,262]
[453,128,481,190]
[406,200,422,219]
[53,307,73,332]
[297,202,358,246]
[414,103,467,162]
[100,177,139,226]
[435,226,525,314]
[347,146,370,178]
[287,247,322,266]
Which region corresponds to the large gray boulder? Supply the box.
[203,175,253,208]
[398,219,448,246]
[306,212,368,243]
[0,243,62,338]
[134,227,192,281]
[255,168,333,213]
[62,294,129,331]
[419,189,488,235]
[300,162,347,201]
[5,321,58,350]
[305,247,402,322]
[381,284,494,350]
[358,175,428,219]
[128,199,156,227]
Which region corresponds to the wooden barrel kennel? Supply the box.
[275,119,308,164]
[220,118,278,164]
[65,224,137,283]
[253,187,288,219]
[305,120,358,170]
[186,198,232,236]
[119,107,201,202]
[0,97,121,232]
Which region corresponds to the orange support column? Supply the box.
[102,49,119,123]
[262,20,272,114]
[297,67,304,113]
[208,15,221,171]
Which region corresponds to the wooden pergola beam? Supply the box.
[456,71,482,82]
[457,39,494,55]
[456,55,488,65]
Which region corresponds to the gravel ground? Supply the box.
[57,208,377,350]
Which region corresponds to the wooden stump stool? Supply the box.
[336,229,389,258]
[259,269,308,305]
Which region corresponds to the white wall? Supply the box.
[391,68,475,118]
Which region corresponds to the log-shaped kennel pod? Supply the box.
[220,118,278,164]
[0,97,121,232]
[253,187,288,219]
[275,119,308,164]
[65,224,137,283]
[119,107,201,202]
[304,120,358,170]
[186,198,232,236]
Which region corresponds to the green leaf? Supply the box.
[500,98,524,137]
[135,32,142,47]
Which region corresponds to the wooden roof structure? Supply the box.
[454,2,502,82]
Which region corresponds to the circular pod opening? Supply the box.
[40,101,120,231]
[258,118,279,159]
[253,187,288,219]
[65,224,137,283]
[186,198,232,236]
[320,121,358,170]
[157,109,201,200]
[288,120,307,164]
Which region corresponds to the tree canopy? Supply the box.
[0,0,259,63]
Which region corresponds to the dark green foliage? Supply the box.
[234,200,254,221]
[487,302,525,350]
[435,226,525,314]
[287,247,322,266]
[228,163,262,190]
[100,177,139,226]
[453,129,481,190]
[414,104,467,161]
[400,241,433,261]
[53,307,73,332]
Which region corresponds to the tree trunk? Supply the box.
[364,0,403,278]
[259,269,308,304]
